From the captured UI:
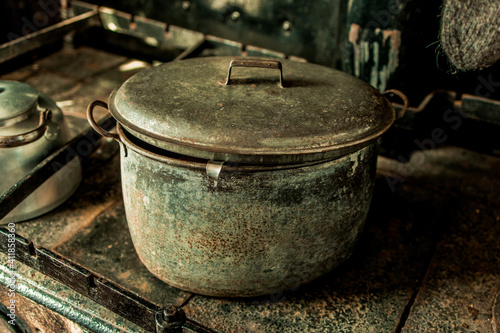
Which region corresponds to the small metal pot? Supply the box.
[88,57,397,297]
[0,81,81,223]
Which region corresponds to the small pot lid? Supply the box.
[0,80,39,125]
[110,57,394,164]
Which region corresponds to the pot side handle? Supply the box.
[382,89,409,119]
[86,100,120,142]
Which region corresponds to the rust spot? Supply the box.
[468,306,479,320]
[122,145,377,296]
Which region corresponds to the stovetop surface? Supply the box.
[1,46,499,333]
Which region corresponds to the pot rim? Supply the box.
[116,123,368,172]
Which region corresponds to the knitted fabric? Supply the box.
[440,0,500,71]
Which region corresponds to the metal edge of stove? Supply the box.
[0,233,215,333]
[0,259,143,333]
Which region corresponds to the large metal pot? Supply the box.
[87,57,396,297]
[0,81,81,223]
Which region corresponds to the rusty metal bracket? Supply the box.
[155,305,186,333]
[206,160,225,187]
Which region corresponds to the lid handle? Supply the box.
[382,89,409,119]
[225,59,284,88]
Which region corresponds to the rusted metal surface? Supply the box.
[0,9,100,64]
[400,201,500,332]
[0,164,216,332]
[53,201,218,333]
[181,176,440,332]
[10,142,499,332]
[78,6,207,63]
[0,229,159,332]
[90,54,393,297]
[118,124,377,296]
[0,283,86,333]
[54,200,190,310]
[108,56,394,164]
[0,252,147,332]
[378,147,500,333]
[156,305,186,333]
[183,147,500,332]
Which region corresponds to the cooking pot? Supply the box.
[0,80,81,223]
[87,57,401,297]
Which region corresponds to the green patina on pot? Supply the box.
[88,56,395,297]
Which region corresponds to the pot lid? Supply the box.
[0,80,39,125]
[110,57,394,164]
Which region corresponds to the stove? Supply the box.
[1,1,499,332]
